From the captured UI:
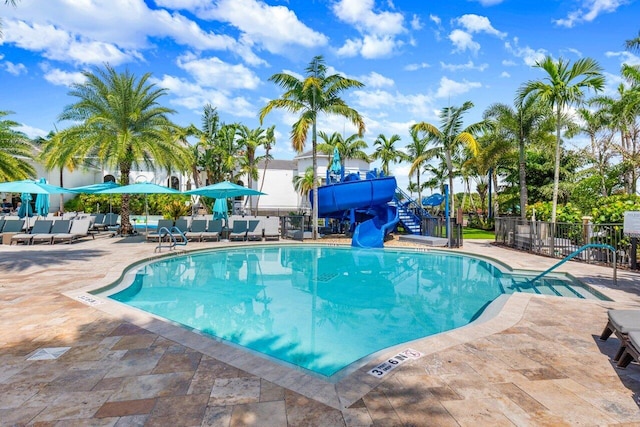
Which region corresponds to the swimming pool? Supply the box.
[96,245,607,378]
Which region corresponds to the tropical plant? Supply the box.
[0,110,35,181]
[259,55,365,239]
[516,56,605,223]
[371,133,404,176]
[237,125,274,214]
[483,97,552,218]
[256,125,275,213]
[43,64,192,234]
[163,199,190,221]
[292,166,318,210]
[411,101,485,218]
[405,126,431,206]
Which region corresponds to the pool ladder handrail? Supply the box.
[528,243,617,286]
[154,226,188,253]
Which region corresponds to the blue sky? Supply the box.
[1,0,639,188]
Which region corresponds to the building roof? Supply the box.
[256,159,296,170]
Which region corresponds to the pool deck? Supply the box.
[1,234,640,425]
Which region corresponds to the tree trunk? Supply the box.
[120,163,132,235]
[256,149,270,214]
[312,120,318,240]
[551,109,561,224]
[518,136,527,219]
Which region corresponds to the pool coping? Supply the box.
[62,242,617,410]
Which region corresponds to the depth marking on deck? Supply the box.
[367,348,423,378]
[75,294,104,306]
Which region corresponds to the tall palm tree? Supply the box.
[256,125,275,213]
[625,31,640,51]
[483,97,552,218]
[237,125,273,214]
[259,55,365,239]
[44,64,191,234]
[405,126,431,206]
[319,132,370,164]
[372,133,403,176]
[411,101,485,218]
[0,110,35,180]
[516,56,604,223]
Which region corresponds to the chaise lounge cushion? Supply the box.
[608,310,640,334]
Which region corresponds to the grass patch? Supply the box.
[463,227,495,239]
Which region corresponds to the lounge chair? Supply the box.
[185,219,206,242]
[91,213,106,232]
[202,219,223,241]
[229,220,248,241]
[52,218,93,244]
[31,219,71,245]
[617,331,640,368]
[11,220,53,245]
[246,219,263,241]
[146,219,174,242]
[263,217,280,241]
[600,309,640,362]
[1,219,24,245]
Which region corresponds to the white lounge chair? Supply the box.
[53,218,93,244]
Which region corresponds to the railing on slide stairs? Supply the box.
[393,187,432,235]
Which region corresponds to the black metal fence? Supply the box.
[495,216,629,267]
[421,217,463,248]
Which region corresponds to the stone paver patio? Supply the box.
[1,233,639,426]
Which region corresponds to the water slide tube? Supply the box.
[314,176,399,248]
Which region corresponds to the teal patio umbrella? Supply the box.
[34,178,50,217]
[70,181,121,212]
[213,198,229,225]
[330,146,342,174]
[183,181,265,199]
[17,192,32,218]
[98,182,181,234]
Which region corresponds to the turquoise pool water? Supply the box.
[101,245,607,377]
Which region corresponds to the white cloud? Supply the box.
[429,14,441,26]
[332,0,407,59]
[500,71,511,78]
[470,0,505,6]
[605,50,640,66]
[3,61,27,76]
[554,0,630,28]
[504,37,547,66]
[43,68,86,86]
[410,14,423,30]
[16,123,48,139]
[455,14,506,38]
[435,76,482,98]
[360,71,394,88]
[361,35,400,58]
[176,54,261,90]
[404,62,430,71]
[197,0,328,55]
[440,61,488,72]
[449,29,480,54]
[152,74,256,117]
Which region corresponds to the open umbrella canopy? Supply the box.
[34,178,50,216]
[0,179,77,194]
[184,181,265,199]
[97,182,180,195]
[69,181,121,193]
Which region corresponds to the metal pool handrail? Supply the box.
[528,243,617,286]
[154,226,187,253]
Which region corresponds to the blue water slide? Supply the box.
[313,176,399,248]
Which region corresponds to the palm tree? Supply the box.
[405,126,431,206]
[45,64,191,234]
[483,97,552,218]
[516,56,604,223]
[237,125,273,214]
[411,101,485,218]
[0,110,35,180]
[292,166,318,211]
[625,31,640,51]
[259,55,365,239]
[372,133,403,176]
[256,125,275,213]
